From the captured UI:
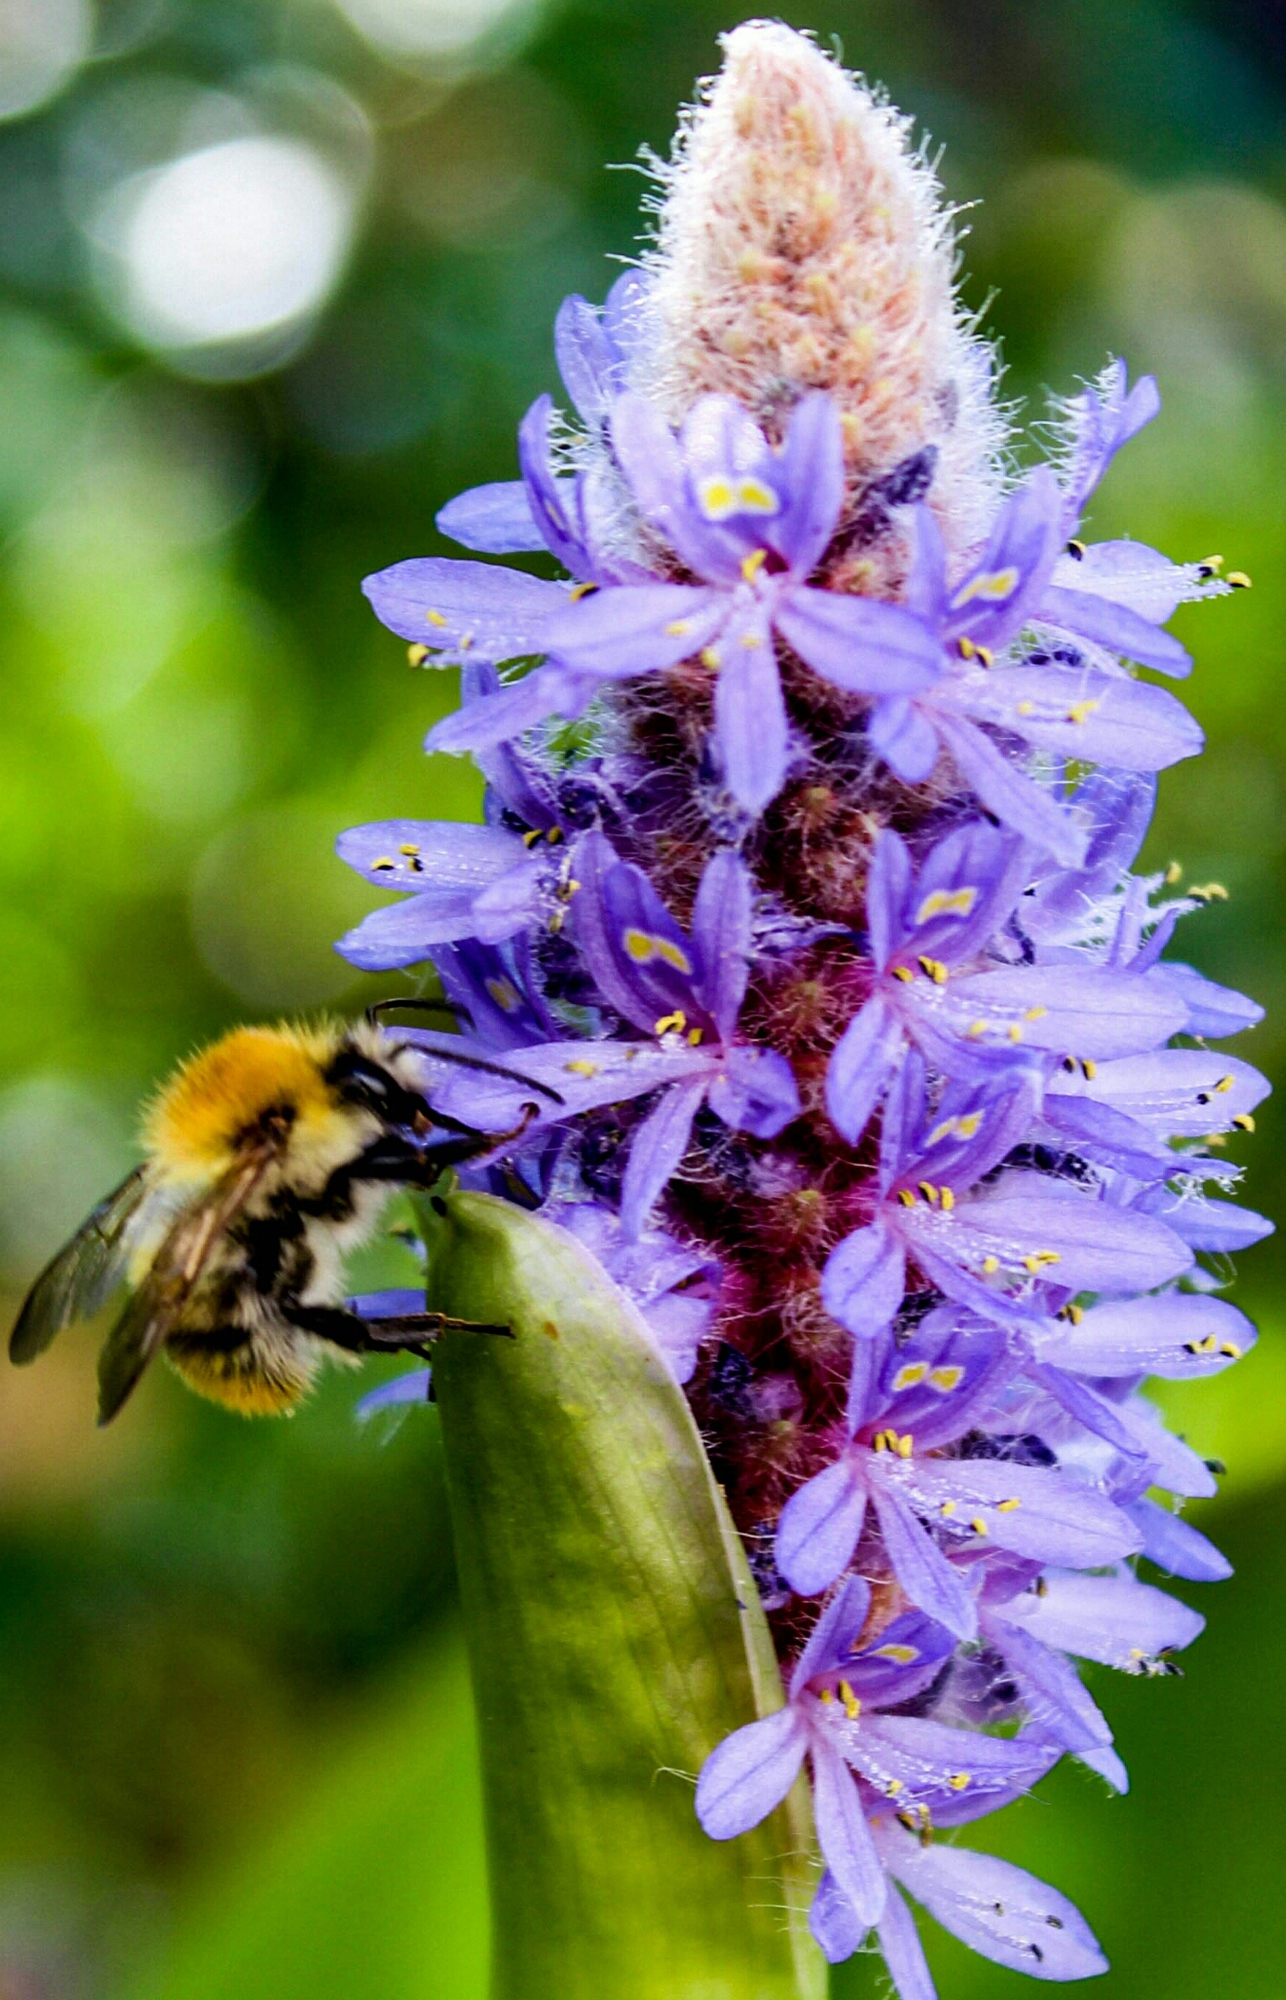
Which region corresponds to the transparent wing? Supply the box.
[9,1165,150,1365]
[96,1137,287,1427]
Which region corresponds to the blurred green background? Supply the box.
[0,0,1282,1995]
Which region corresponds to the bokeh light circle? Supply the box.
[334,0,537,64]
[0,0,92,122]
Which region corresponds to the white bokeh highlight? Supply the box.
[335,0,534,62]
[0,0,92,121]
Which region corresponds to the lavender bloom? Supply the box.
[343,24,1271,1994]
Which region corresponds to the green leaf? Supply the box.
[422,1190,825,2000]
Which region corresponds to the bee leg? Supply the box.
[359,1312,515,1347]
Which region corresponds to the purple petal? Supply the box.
[853,1712,1056,1809]
[821,1222,907,1340]
[868,695,941,782]
[881,1830,1109,1979]
[1077,1744,1129,1793]
[1038,1094,1174,1180]
[904,820,1029,966]
[1156,960,1264,1038]
[934,713,1087,866]
[982,1612,1111,1752]
[809,1869,871,1969]
[599,857,702,1028]
[711,605,790,814]
[354,1368,433,1419]
[1029,1364,1150,1460]
[1125,1496,1232,1583]
[877,1882,936,2000]
[790,1575,873,1694]
[425,664,591,758]
[348,1289,426,1319]
[1054,1049,1270,1137]
[611,392,737,581]
[1051,537,1211,626]
[775,1460,868,1599]
[827,996,905,1146]
[707,1044,801,1139]
[958,665,1203,772]
[1002,1567,1204,1669]
[946,467,1063,648]
[897,1458,1140,1568]
[554,292,618,425]
[775,588,942,694]
[812,1741,887,1928]
[952,1184,1193,1293]
[471,860,548,944]
[619,1077,708,1239]
[337,891,488,971]
[1039,1291,1256,1380]
[517,395,599,579]
[569,830,659,1029]
[692,849,752,1042]
[362,556,567,658]
[435,480,544,555]
[943,963,1187,1059]
[543,581,727,678]
[1038,582,1191,676]
[1134,1185,1274,1253]
[771,393,845,576]
[847,1610,957,1706]
[867,829,914,969]
[695,1708,808,1839]
[406,1030,708,1130]
[867,1477,977,1640]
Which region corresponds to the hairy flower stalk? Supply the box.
[343,22,1270,1992]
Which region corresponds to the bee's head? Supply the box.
[142,1021,430,1181]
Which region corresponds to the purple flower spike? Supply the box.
[348,35,1268,1994]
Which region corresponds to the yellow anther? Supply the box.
[549,910,565,934]
[873,1431,889,1452]
[1059,1303,1084,1326]
[569,580,599,601]
[1221,1341,1243,1359]
[996,1498,1021,1513]
[654,1011,688,1037]
[741,548,768,583]
[971,1517,989,1536]
[1214,1075,1235,1093]
[1066,539,1086,558]
[1198,554,1224,571]
[981,1255,1000,1275]
[546,826,563,844]
[1065,699,1101,725]
[1227,571,1252,588]
[522,829,543,848]
[947,1772,972,1792]
[700,646,721,669]
[940,1187,956,1213]
[928,1365,964,1393]
[1233,1112,1255,1132]
[839,1680,861,1721]
[896,1432,914,1459]
[1024,1005,1049,1022]
[897,1188,918,1208]
[1189,882,1229,901]
[1015,700,1035,717]
[1008,1024,1024,1043]
[1081,1059,1097,1080]
[958,636,976,659]
[886,1778,904,1795]
[371,856,396,870]
[918,955,949,984]
[1165,860,1183,885]
[664,619,693,637]
[565,1058,599,1076]
[485,976,521,1012]
[1023,1250,1062,1272]
[918,1181,940,1205]
[407,642,429,666]
[940,1500,957,1518]
[892,1362,929,1393]
[425,609,448,627]
[976,645,994,668]
[1205,1132,1227,1147]
[558,879,582,900]
[967,1021,988,1039]
[820,1687,835,1705]
[892,965,915,983]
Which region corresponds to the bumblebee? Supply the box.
[8,1014,553,1425]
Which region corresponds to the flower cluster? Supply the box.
[341,24,1269,1993]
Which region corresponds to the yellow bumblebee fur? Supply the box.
[143,1022,349,1179]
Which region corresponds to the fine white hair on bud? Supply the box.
[632,20,1005,590]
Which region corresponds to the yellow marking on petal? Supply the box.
[407,642,429,666]
[981,1255,1000,1275]
[664,619,693,637]
[1227,571,1252,588]
[927,1117,958,1147]
[1024,1005,1049,1022]
[955,1112,982,1139]
[569,580,599,601]
[1065,699,1101,725]
[1165,860,1184,885]
[947,1772,972,1792]
[940,1186,956,1213]
[741,548,768,583]
[953,565,1020,607]
[892,965,915,983]
[739,630,764,649]
[873,1644,919,1665]
[1233,1112,1255,1131]
[696,475,736,520]
[735,477,779,515]
[701,646,722,669]
[654,1011,687,1037]
[996,1498,1021,1513]
[485,976,522,1013]
[565,1059,600,1076]
[371,856,396,870]
[522,829,543,848]
[915,885,979,924]
[892,1362,929,1393]
[971,1517,989,1536]
[622,928,694,975]
[1214,1075,1235,1093]
[928,1365,964,1393]
[940,1500,957,1518]
[897,1188,918,1207]
[425,609,448,627]
[839,1680,861,1721]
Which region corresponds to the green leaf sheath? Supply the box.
[422,1191,825,2000]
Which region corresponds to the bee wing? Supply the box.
[96,1138,286,1427]
[9,1165,152,1365]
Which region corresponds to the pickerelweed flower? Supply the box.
[339,22,1271,1993]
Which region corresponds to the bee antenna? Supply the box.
[410,1041,565,1106]
[367,997,476,1030]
